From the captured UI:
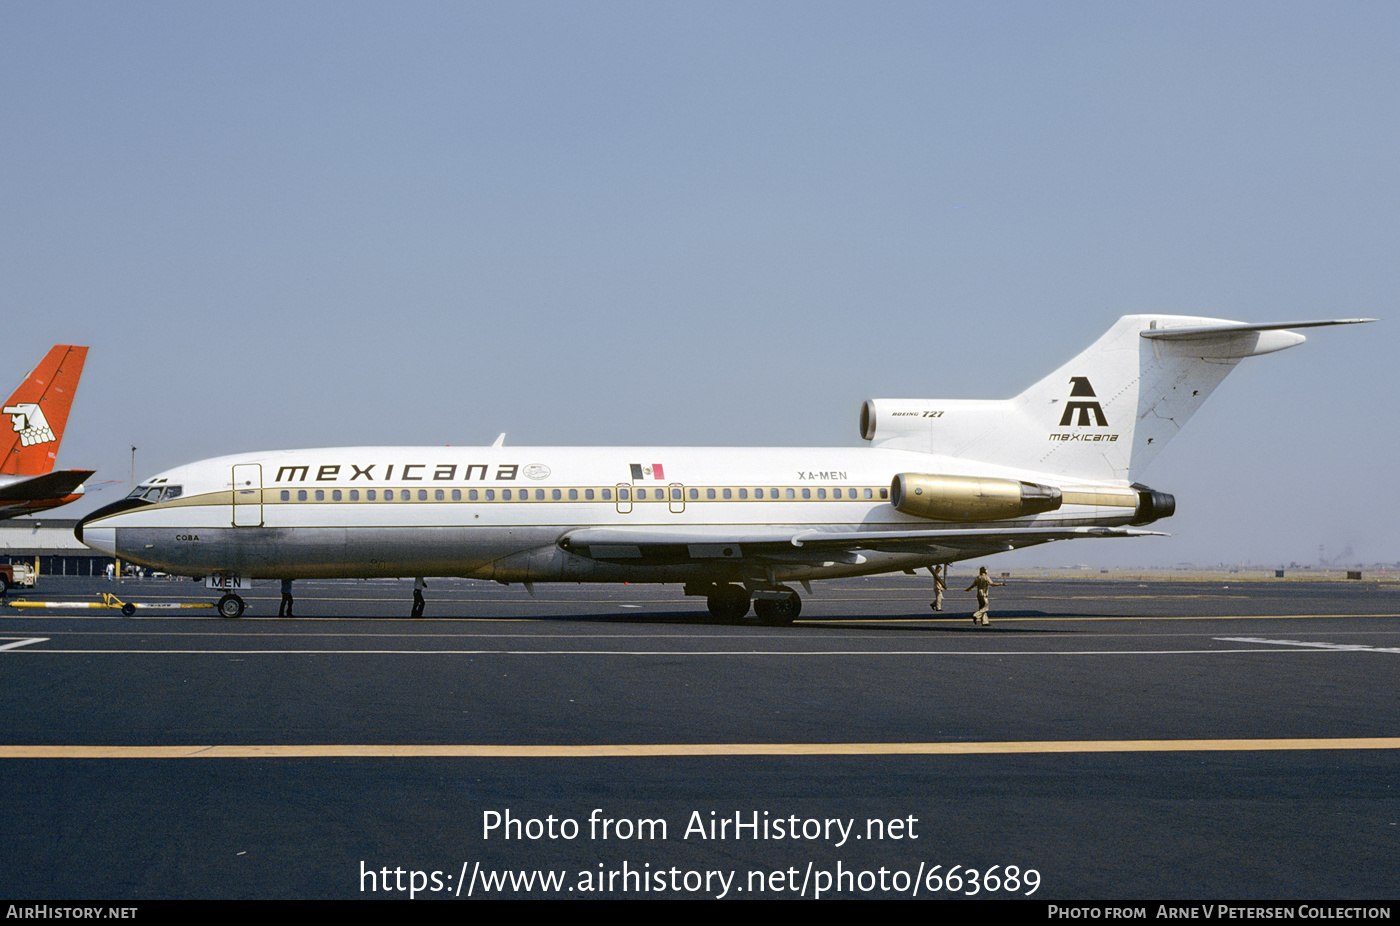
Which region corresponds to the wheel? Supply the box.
[217,593,245,619]
[705,584,750,621]
[120,603,136,616]
[753,587,802,624]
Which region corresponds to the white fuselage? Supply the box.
[78,444,1141,584]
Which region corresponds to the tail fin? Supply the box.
[861,315,1372,484]
[2,345,88,476]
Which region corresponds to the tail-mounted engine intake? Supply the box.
[890,473,1063,522]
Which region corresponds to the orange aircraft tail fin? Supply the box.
[1,345,88,476]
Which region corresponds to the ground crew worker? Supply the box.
[965,566,1005,626]
[412,577,426,618]
[929,564,946,611]
[278,578,295,618]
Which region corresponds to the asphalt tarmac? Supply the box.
[2,573,1397,900]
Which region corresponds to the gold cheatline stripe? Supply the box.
[4,738,1400,758]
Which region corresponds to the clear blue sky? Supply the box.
[3,2,1394,568]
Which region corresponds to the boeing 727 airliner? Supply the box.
[76,315,1370,619]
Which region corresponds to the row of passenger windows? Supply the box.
[274,485,891,503]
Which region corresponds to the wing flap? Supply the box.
[559,524,1164,563]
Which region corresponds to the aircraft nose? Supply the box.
[80,526,117,557]
[75,497,150,547]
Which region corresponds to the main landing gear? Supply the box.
[704,583,750,621]
[692,583,802,624]
[752,587,802,623]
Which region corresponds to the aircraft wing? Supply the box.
[559,523,1164,566]
[0,469,95,502]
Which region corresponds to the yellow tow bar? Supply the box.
[4,592,216,617]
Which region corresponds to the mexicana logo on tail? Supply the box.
[1058,377,1108,427]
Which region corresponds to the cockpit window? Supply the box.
[125,483,181,503]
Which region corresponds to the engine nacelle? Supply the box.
[1130,484,1176,525]
[861,399,939,442]
[890,473,1063,522]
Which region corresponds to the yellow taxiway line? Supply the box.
[4,738,1400,759]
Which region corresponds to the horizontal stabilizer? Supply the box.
[1139,317,1378,358]
[1140,318,1377,339]
[0,469,95,502]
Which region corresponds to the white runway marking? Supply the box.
[0,637,48,651]
[1218,636,1400,654]
[4,644,1392,656]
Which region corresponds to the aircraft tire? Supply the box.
[217,594,245,619]
[754,588,801,624]
[706,584,750,622]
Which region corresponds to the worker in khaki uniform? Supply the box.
[929,564,946,611]
[965,566,1005,626]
